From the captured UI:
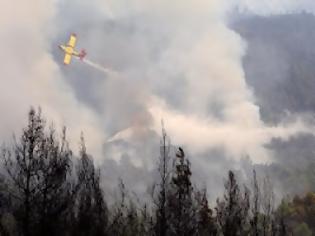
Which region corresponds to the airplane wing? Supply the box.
[64,53,72,65]
[67,34,77,48]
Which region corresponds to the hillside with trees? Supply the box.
[0,108,314,236]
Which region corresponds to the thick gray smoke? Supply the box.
[233,13,315,197]
[0,0,106,157]
[2,0,315,200]
[52,0,315,164]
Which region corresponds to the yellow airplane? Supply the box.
[58,33,86,65]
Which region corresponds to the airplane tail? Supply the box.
[79,49,87,60]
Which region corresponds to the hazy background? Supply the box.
[2,0,315,202]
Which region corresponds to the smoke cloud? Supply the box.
[0,0,106,156]
[2,0,315,199]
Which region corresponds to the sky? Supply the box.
[2,0,315,200]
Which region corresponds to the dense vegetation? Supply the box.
[0,108,314,236]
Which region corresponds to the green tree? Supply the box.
[167,147,195,236]
[293,223,312,236]
[153,124,172,236]
[75,134,108,236]
[215,171,250,236]
[195,188,217,236]
[2,108,73,236]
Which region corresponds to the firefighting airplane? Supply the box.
[58,33,86,65]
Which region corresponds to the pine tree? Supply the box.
[250,169,260,236]
[195,188,217,236]
[108,179,129,236]
[153,123,171,236]
[139,204,154,236]
[75,134,108,236]
[3,108,45,236]
[2,108,73,236]
[261,175,275,236]
[215,170,250,236]
[168,147,195,236]
[36,126,73,236]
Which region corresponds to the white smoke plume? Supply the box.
[89,0,315,164]
[2,1,315,200]
[82,58,120,78]
[0,0,106,157]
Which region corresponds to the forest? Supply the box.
[0,108,314,236]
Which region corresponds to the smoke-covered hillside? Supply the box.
[2,1,315,235]
[0,108,314,236]
[233,13,315,197]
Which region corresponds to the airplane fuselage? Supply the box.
[59,45,80,57]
